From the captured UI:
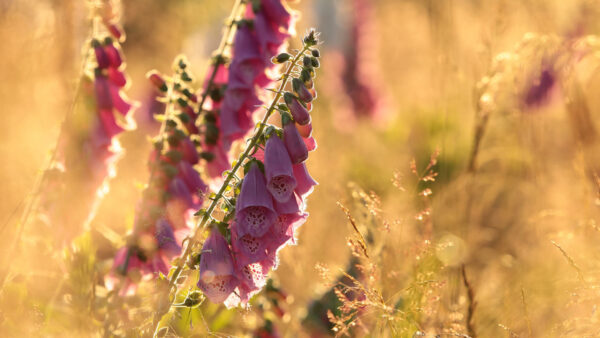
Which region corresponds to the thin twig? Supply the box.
[461,264,477,338]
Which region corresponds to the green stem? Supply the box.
[153,45,310,336]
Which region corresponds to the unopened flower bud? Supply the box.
[292,78,313,103]
[181,88,198,103]
[302,56,312,68]
[167,134,180,147]
[103,37,123,68]
[284,93,310,125]
[303,29,319,47]
[311,49,320,58]
[300,69,313,89]
[178,112,190,124]
[205,123,219,145]
[107,23,125,42]
[204,112,217,124]
[310,57,320,68]
[165,149,183,163]
[200,151,215,162]
[272,52,292,64]
[161,163,178,178]
[177,98,188,108]
[181,72,193,82]
[147,71,168,92]
[92,39,110,69]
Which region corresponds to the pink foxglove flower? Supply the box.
[292,78,313,103]
[227,254,278,307]
[155,218,182,255]
[197,230,239,303]
[341,0,385,120]
[296,122,312,138]
[274,191,303,214]
[40,25,136,242]
[197,32,321,309]
[106,60,209,291]
[219,0,296,147]
[283,117,308,164]
[231,229,270,265]
[284,93,311,125]
[265,134,296,202]
[235,162,277,237]
[293,162,318,199]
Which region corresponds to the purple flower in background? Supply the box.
[219,0,296,147]
[523,65,557,109]
[155,218,181,256]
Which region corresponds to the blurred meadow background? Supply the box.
[3,0,600,336]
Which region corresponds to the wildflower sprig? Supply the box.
[107,56,209,294]
[153,29,321,336]
[111,0,250,284]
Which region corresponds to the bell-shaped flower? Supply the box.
[282,116,308,164]
[235,162,277,237]
[104,247,146,296]
[284,93,310,125]
[267,212,308,253]
[235,257,275,291]
[197,230,239,303]
[225,252,279,309]
[94,73,112,110]
[274,192,303,214]
[303,135,317,152]
[296,122,312,138]
[253,10,290,57]
[232,25,262,64]
[103,40,123,68]
[177,161,207,198]
[107,67,127,87]
[264,135,296,202]
[168,177,195,209]
[204,143,231,179]
[231,221,269,265]
[109,85,134,116]
[178,138,200,164]
[292,78,313,103]
[293,162,317,198]
[154,218,181,256]
[93,40,110,69]
[258,0,293,28]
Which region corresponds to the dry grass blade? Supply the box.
[551,240,586,285]
[337,201,369,258]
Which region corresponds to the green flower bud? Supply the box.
[272,52,292,64]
